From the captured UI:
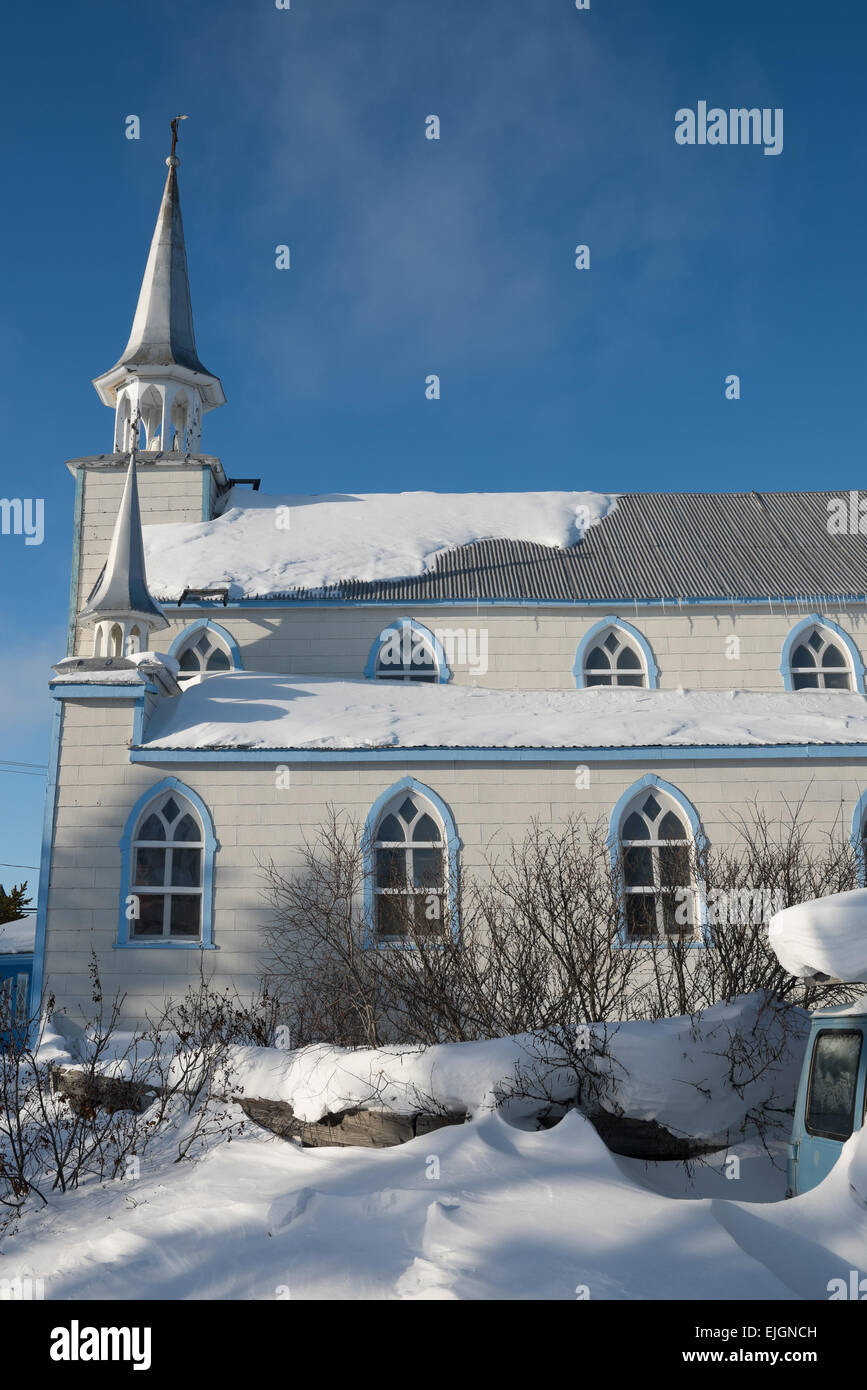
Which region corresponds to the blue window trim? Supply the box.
[573,616,659,689]
[362,776,461,948]
[363,617,452,683]
[168,618,243,671]
[116,777,220,949]
[607,773,708,947]
[780,614,866,693]
[852,788,867,886]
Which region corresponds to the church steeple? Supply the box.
[92,117,225,455]
[78,450,168,658]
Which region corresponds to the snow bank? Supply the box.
[143,490,615,599]
[139,675,867,751]
[226,995,806,1143]
[769,889,867,982]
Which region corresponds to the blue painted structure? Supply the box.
[787,998,867,1197]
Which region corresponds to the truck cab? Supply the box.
[787,997,867,1197]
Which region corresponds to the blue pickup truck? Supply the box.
[786,995,867,1197]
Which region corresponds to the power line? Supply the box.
[0,768,46,778]
[0,760,46,770]
[0,862,39,871]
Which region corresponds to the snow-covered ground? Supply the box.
[4,995,861,1301]
[2,1101,864,1301]
[143,490,616,600]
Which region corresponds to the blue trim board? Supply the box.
[167,618,244,670]
[65,467,84,656]
[50,684,155,700]
[573,616,659,689]
[780,614,867,694]
[129,743,867,764]
[361,776,462,947]
[165,595,867,612]
[201,467,211,522]
[116,778,220,949]
[29,704,63,1020]
[363,617,452,682]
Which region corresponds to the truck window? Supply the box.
[805,1030,862,1141]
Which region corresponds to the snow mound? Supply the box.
[139,675,867,751]
[227,995,806,1144]
[769,889,867,982]
[143,489,615,599]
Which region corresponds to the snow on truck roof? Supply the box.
[769,889,867,988]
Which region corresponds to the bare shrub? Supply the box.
[261,799,860,1050]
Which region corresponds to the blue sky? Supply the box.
[0,0,864,893]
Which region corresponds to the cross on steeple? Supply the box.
[170,114,187,160]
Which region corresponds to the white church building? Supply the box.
[30,144,867,1023]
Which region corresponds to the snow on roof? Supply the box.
[769,890,867,983]
[0,918,35,955]
[138,674,867,752]
[143,490,615,600]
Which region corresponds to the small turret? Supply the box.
[78,450,168,658]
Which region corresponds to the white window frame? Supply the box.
[129,791,205,941]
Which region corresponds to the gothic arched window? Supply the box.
[128,789,205,940]
[367,619,449,683]
[619,785,699,938]
[372,790,447,937]
[788,624,854,691]
[584,628,646,687]
[172,623,238,682]
[573,618,658,690]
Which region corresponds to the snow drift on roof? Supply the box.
[139,674,867,752]
[142,490,616,599]
[769,889,867,983]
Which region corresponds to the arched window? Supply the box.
[128,789,205,940]
[573,618,658,690]
[788,624,853,691]
[109,623,123,658]
[170,389,189,451]
[170,622,239,682]
[365,619,451,683]
[617,782,700,939]
[367,785,456,939]
[781,615,865,693]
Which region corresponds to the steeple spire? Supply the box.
[78,448,168,658]
[93,118,225,454]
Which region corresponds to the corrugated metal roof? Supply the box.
[262,491,867,604]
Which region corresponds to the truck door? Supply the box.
[794,1028,863,1195]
